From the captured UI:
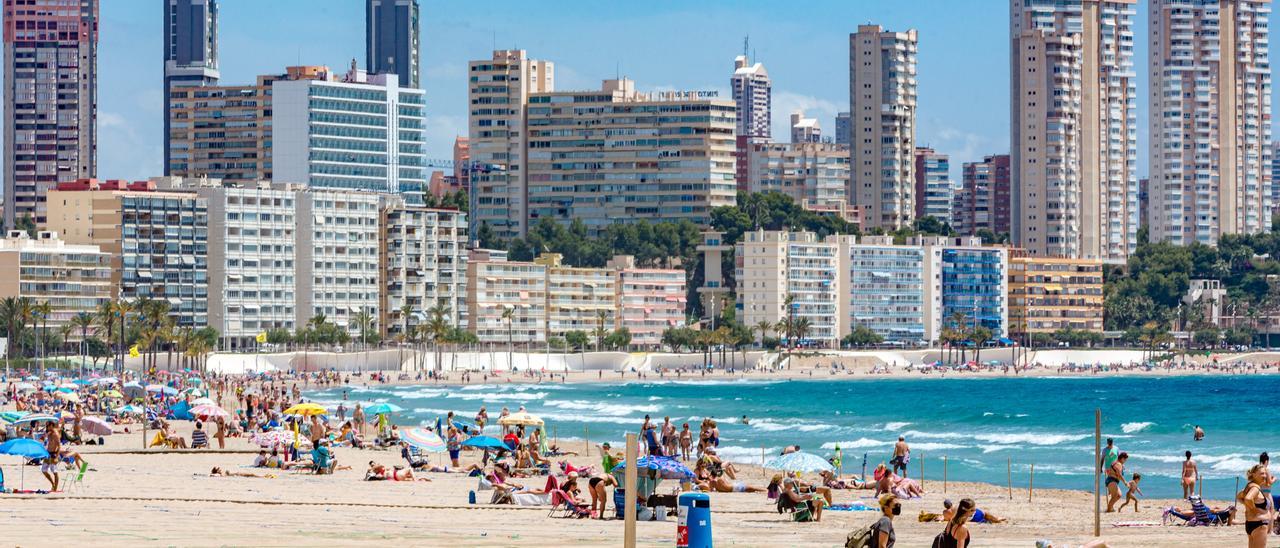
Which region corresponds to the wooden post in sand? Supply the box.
[943,456,948,493]
[1007,458,1012,499]
[624,433,638,548]
[1029,464,1035,502]
[920,453,924,491]
[585,426,590,457]
[1094,409,1101,538]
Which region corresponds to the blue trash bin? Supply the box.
[677,492,711,548]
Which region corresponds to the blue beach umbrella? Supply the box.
[613,455,695,480]
[0,438,50,491]
[365,403,403,415]
[764,451,836,473]
[12,413,59,425]
[461,435,507,450]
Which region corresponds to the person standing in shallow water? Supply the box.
[1181,451,1197,498]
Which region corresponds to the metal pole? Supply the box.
[943,456,948,493]
[1094,409,1101,538]
[919,453,924,491]
[1029,464,1035,502]
[624,432,638,548]
[1007,457,1012,499]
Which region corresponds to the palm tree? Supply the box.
[33,300,51,372]
[185,337,212,373]
[354,310,375,351]
[0,296,25,374]
[793,318,812,348]
[426,299,451,371]
[501,306,516,370]
[970,325,994,367]
[397,302,414,369]
[754,320,772,347]
[69,312,96,375]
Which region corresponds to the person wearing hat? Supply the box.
[598,442,619,474]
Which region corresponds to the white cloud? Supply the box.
[99,111,161,180]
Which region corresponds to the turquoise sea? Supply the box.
[305,375,1277,499]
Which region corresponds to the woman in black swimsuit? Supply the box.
[1241,464,1271,548]
[936,497,974,547]
[587,475,616,520]
[1105,452,1128,512]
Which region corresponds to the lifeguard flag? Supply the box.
[128,345,140,358]
[256,332,268,344]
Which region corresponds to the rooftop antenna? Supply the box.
[743,35,749,58]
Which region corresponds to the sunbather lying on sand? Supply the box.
[819,469,866,489]
[366,461,430,481]
[210,466,274,478]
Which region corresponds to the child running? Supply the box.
[1116,472,1143,512]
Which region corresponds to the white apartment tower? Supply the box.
[467,50,554,240]
[849,25,919,230]
[1149,0,1273,245]
[731,55,772,139]
[1010,0,1139,260]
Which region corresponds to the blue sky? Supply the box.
[10,0,1279,182]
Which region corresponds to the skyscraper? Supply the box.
[913,147,951,222]
[834,112,851,146]
[849,24,918,230]
[3,0,99,227]
[790,111,821,143]
[1149,0,1273,245]
[731,54,771,139]
[163,0,219,176]
[366,0,420,88]
[1010,0,1138,260]
[468,50,554,239]
[954,154,1012,237]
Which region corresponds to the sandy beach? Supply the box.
[0,427,1263,547]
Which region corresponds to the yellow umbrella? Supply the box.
[101,390,125,399]
[497,411,544,427]
[283,403,327,416]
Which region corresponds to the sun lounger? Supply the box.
[1162,496,1232,526]
[548,489,592,518]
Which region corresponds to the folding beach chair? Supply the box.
[63,461,88,493]
[548,489,591,518]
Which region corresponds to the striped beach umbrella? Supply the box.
[401,428,446,452]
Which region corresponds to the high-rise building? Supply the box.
[0,230,111,341]
[790,111,821,143]
[913,147,952,222]
[1007,251,1104,340]
[1149,0,1273,245]
[954,154,1012,236]
[938,241,1008,337]
[834,112,851,146]
[1273,141,1280,217]
[609,254,686,349]
[3,0,99,226]
[366,0,419,89]
[379,200,468,340]
[168,71,291,184]
[1010,0,1139,259]
[747,142,849,210]
[295,188,381,338]
[46,179,209,329]
[273,63,426,195]
[465,252,547,344]
[453,137,471,192]
[849,24,918,230]
[468,50,555,239]
[522,78,737,234]
[735,230,839,347]
[163,0,219,176]
[158,177,299,349]
[536,253,616,340]
[731,55,771,140]
[833,234,938,344]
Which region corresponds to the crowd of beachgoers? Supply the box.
[3,364,1280,546]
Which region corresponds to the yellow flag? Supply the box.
[256,331,268,344]
[128,344,140,358]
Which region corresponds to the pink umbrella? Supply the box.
[79,416,113,436]
[190,404,229,419]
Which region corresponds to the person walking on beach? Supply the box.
[1100,438,1118,473]
[679,423,692,460]
[1116,473,1143,512]
[42,421,61,491]
[1105,452,1128,512]
[870,494,898,547]
[1181,451,1198,498]
[891,437,910,478]
[353,403,365,435]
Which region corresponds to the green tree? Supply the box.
[842,324,884,348]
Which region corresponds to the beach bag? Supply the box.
[845,522,874,548]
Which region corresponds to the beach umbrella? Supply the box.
[72,379,92,386]
[23,375,38,381]
[190,404,229,419]
[764,451,835,473]
[187,378,203,386]
[101,390,125,399]
[14,382,35,392]
[401,428,446,452]
[145,384,165,393]
[59,382,78,390]
[283,403,327,416]
[0,411,29,424]
[460,435,508,450]
[79,417,113,436]
[613,456,695,480]
[180,387,205,398]
[94,377,119,385]
[0,438,50,491]
[13,413,59,425]
[116,404,144,414]
[497,411,544,427]
[365,402,403,415]
[190,397,216,407]
[55,391,80,403]
[251,430,300,448]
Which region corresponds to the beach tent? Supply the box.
[170,400,193,421]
